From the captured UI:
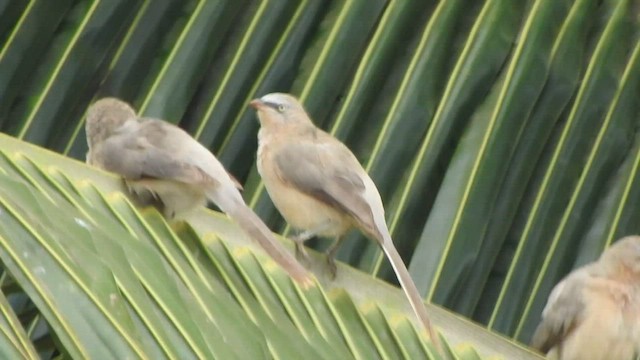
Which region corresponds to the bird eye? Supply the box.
[277,104,286,113]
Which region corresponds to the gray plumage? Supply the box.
[85,97,312,285]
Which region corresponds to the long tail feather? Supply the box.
[214,191,313,286]
[379,232,442,352]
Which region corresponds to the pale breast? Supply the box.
[257,133,350,237]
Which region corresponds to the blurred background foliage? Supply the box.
[1,0,640,355]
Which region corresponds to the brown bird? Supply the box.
[250,93,441,349]
[531,235,640,359]
[85,97,312,286]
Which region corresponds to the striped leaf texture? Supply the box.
[1,0,639,357]
[0,134,538,359]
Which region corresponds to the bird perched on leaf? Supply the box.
[85,97,312,286]
[250,93,441,350]
[531,235,640,360]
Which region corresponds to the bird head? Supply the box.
[85,97,137,147]
[601,235,640,275]
[249,93,312,128]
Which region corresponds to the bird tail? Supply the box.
[209,189,313,287]
[379,229,442,352]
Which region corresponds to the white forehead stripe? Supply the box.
[260,93,289,104]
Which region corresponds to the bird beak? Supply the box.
[249,99,265,110]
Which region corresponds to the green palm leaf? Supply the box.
[0,134,537,358]
[2,0,639,357]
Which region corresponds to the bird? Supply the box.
[85,97,312,286]
[249,92,441,349]
[531,235,640,360]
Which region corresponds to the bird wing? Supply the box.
[136,118,242,189]
[273,132,377,235]
[95,121,216,186]
[530,267,590,353]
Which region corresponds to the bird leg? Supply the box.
[290,221,335,263]
[291,229,316,262]
[325,237,344,279]
[123,178,162,206]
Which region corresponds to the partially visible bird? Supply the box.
[250,93,441,350]
[85,97,312,286]
[531,235,640,360]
